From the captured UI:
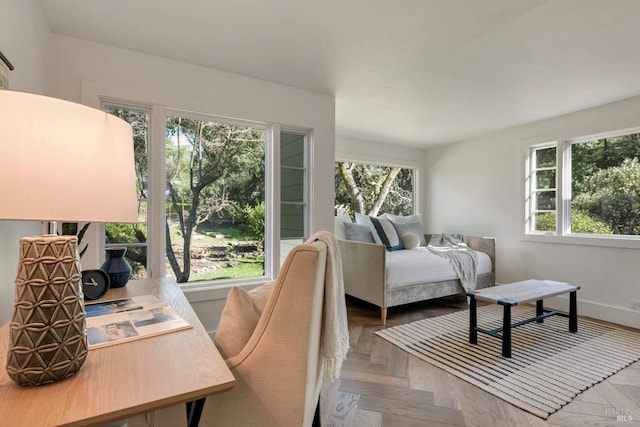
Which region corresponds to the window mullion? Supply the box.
[148,105,166,278]
[558,140,571,236]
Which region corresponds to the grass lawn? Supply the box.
[166,222,265,282]
[191,256,265,281]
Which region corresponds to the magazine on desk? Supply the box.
[85,294,192,349]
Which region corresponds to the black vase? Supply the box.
[101,247,132,288]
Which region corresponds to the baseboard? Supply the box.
[542,294,640,330]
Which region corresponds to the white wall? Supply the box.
[426,96,640,328]
[0,0,51,323]
[46,35,335,334]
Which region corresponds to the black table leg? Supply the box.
[469,294,477,344]
[500,303,512,358]
[536,299,544,323]
[186,398,206,427]
[569,291,578,333]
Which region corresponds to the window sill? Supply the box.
[522,233,640,250]
[179,277,271,302]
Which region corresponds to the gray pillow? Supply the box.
[344,222,375,243]
[390,220,426,246]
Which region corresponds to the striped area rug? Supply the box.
[376,305,640,419]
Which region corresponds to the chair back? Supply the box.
[201,240,328,427]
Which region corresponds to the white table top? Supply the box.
[470,279,579,305]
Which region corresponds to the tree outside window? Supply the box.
[165,115,266,283]
[335,162,415,216]
[528,130,640,236]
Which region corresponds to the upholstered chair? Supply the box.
[199,240,330,427]
[126,237,346,427]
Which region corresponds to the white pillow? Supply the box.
[383,213,423,225]
[402,233,420,249]
[334,213,352,240]
[354,213,382,244]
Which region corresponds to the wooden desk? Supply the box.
[0,278,235,426]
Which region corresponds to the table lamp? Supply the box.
[0,90,138,386]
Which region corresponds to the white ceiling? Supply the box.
[38,0,640,148]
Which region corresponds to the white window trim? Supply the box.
[334,156,421,216]
[81,82,313,291]
[98,99,154,275]
[280,126,312,241]
[523,127,640,250]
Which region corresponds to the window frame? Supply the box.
[334,157,420,216]
[525,142,558,235]
[163,108,273,286]
[99,99,153,277]
[524,127,640,249]
[90,97,312,290]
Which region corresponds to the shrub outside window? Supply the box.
[527,128,640,237]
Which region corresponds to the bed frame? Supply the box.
[337,234,496,325]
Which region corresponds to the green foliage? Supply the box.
[535,146,556,168]
[535,213,555,232]
[164,117,265,282]
[570,210,613,234]
[535,211,613,234]
[573,158,640,235]
[105,107,149,199]
[105,223,147,274]
[571,134,640,196]
[243,202,265,243]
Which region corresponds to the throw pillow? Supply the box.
[401,233,420,249]
[390,220,426,246]
[214,282,274,359]
[383,213,423,224]
[354,212,383,244]
[343,221,375,243]
[334,213,352,240]
[370,216,404,251]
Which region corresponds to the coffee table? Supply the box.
[467,279,580,357]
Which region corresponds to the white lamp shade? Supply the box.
[0,91,139,223]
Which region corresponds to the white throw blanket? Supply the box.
[427,234,478,293]
[306,231,350,381]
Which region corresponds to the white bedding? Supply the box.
[385,248,492,290]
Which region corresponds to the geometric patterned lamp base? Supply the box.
[6,235,88,386]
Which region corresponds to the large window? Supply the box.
[165,113,266,283]
[527,128,640,237]
[98,98,310,287]
[334,161,416,217]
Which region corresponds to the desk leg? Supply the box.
[536,300,544,323]
[469,294,477,344]
[569,291,578,333]
[501,304,512,358]
[186,398,206,427]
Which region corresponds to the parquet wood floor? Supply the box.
[321,296,640,427]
